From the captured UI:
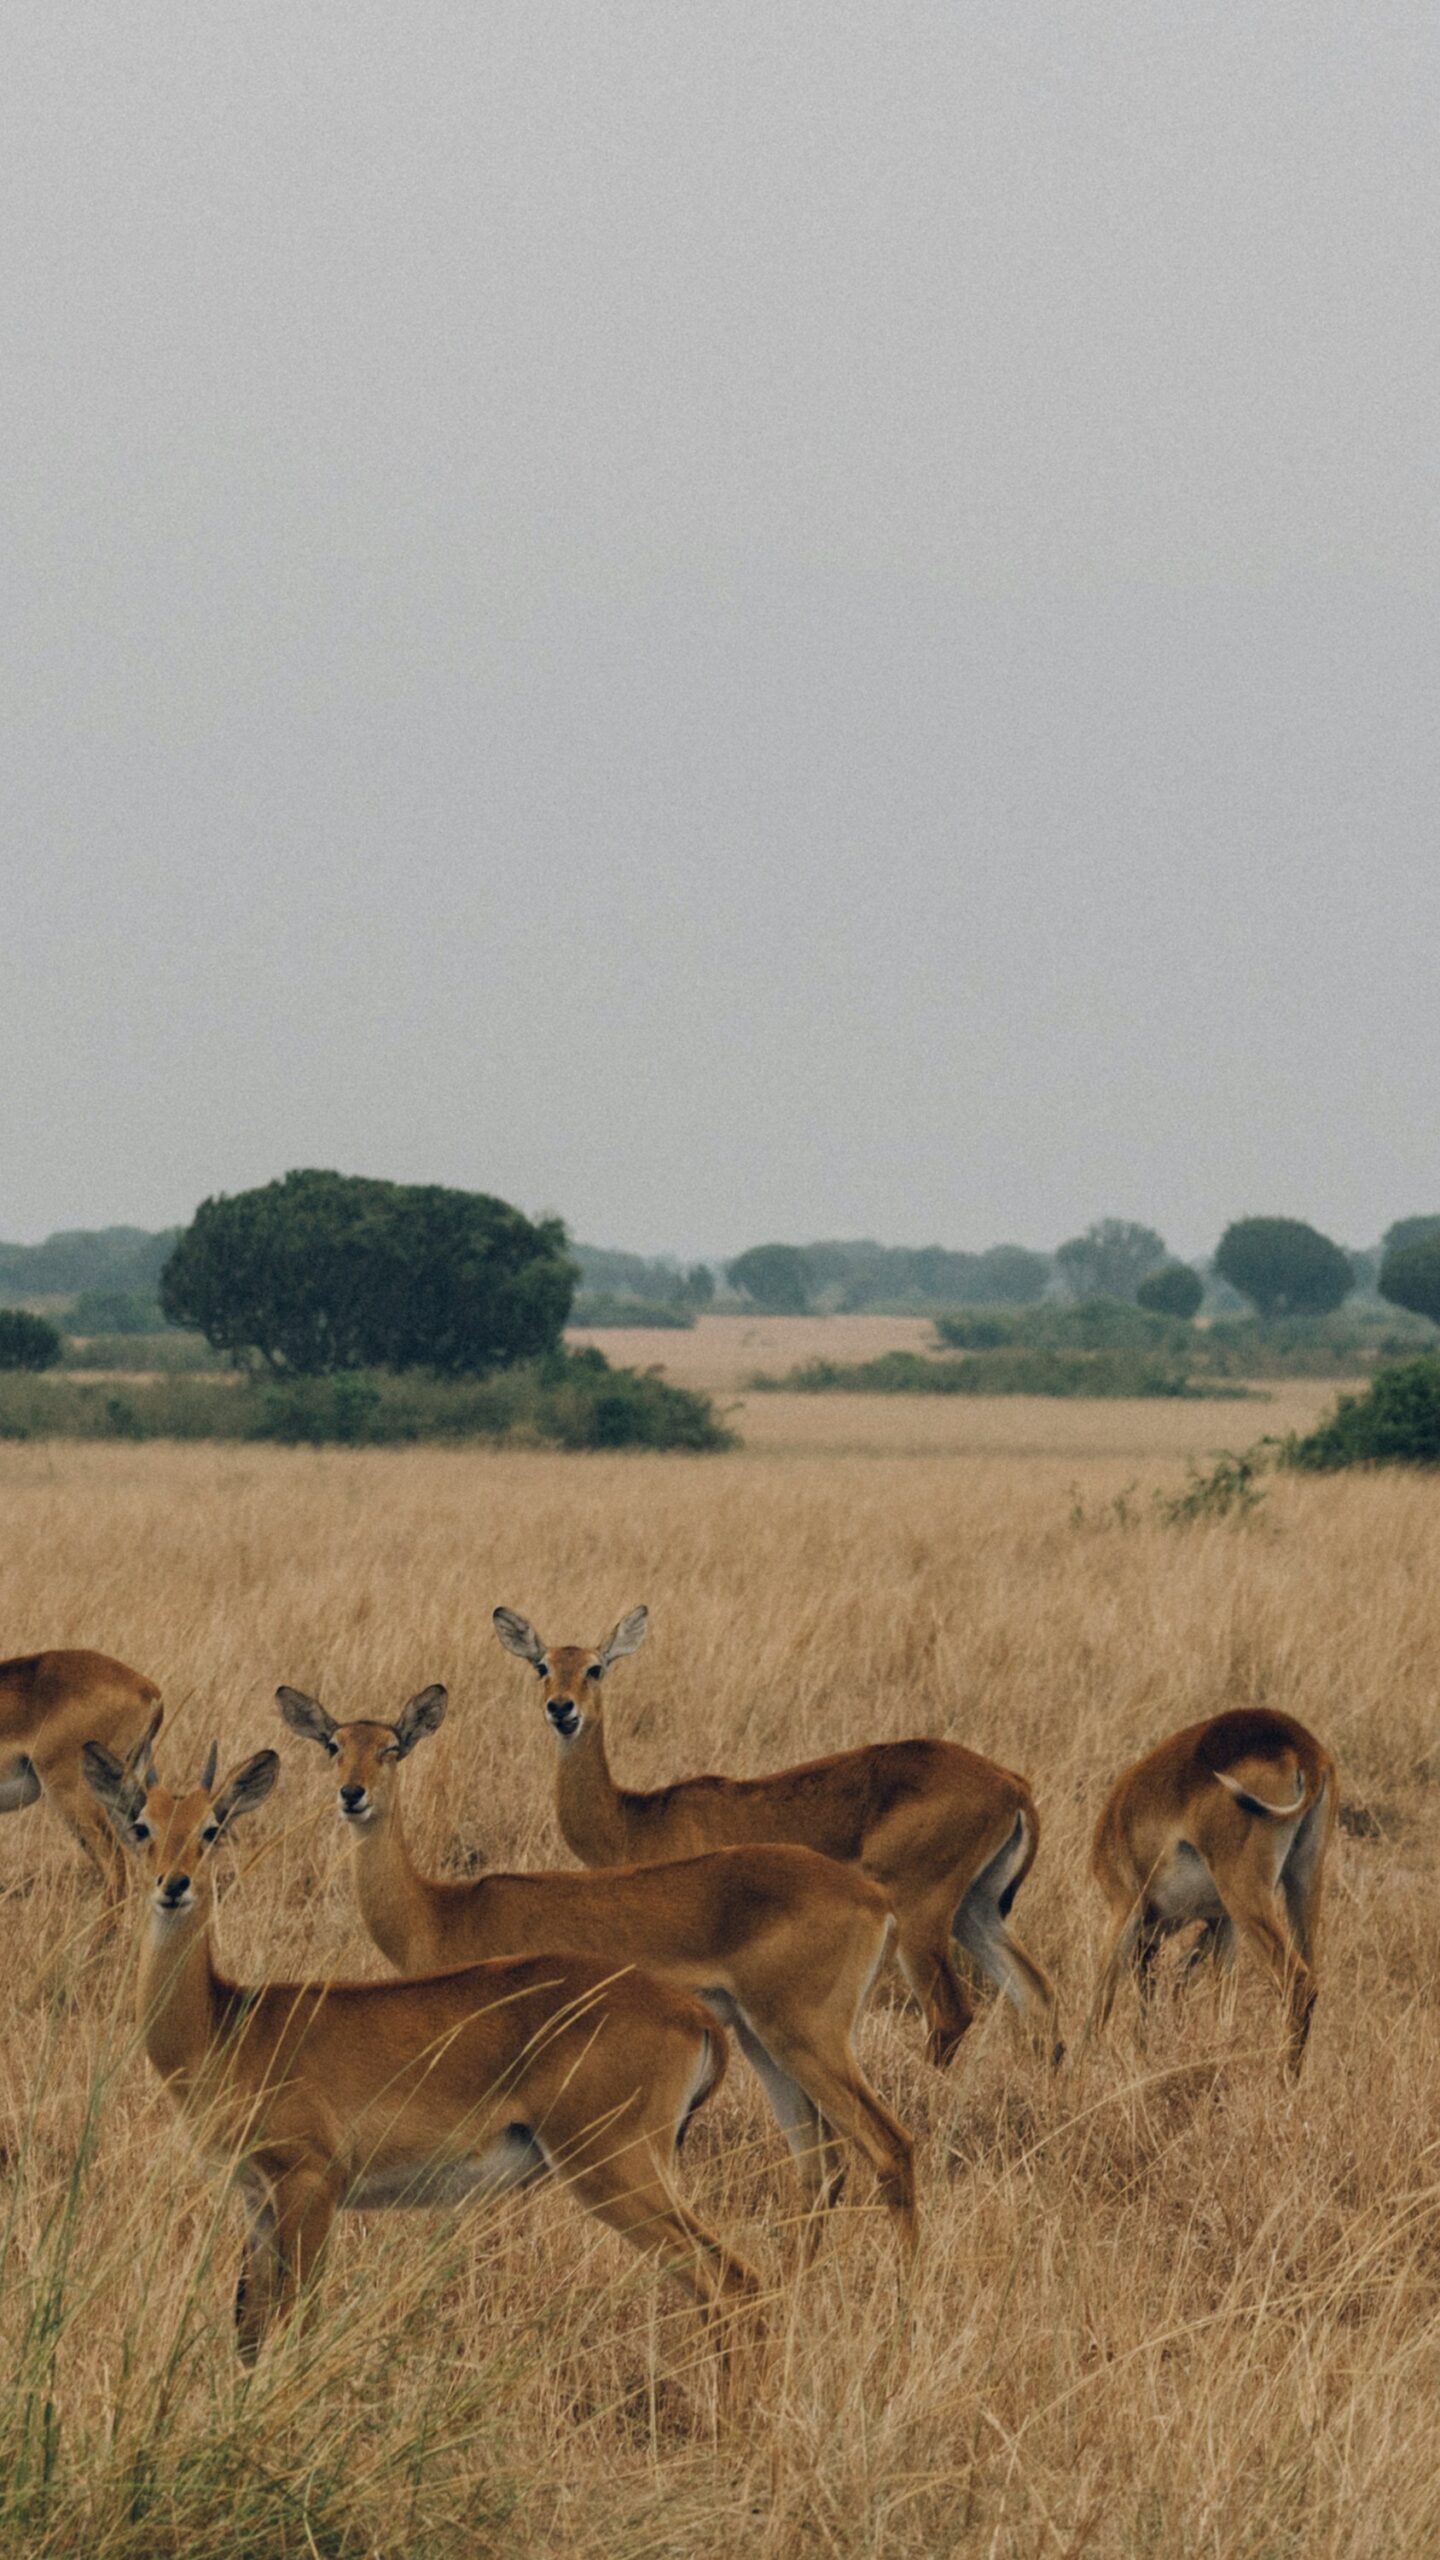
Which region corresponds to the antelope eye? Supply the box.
[130,1817,151,1843]
[323,1738,339,1758]
[584,1664,602,1682]
[200,1822,221,1845]
[379,1744,399,1763]
[534,1663,548,1680]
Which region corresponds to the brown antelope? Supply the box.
[277,1683,916,2253]
[493,1605,1059,2069]
[81,1719,760,2362]
[1089,1707,1337,2077]
[1,1650,162,1900]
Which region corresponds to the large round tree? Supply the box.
[1378,1235,1440,1328]
[162,1170,575,1374]
[1213,1217,1353,1320]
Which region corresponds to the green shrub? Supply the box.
[751,1345,1248,1400]
[0,1309,62,1371]
[0,1348,731,1451]
[1285,1358,1440,1469]
[1137,1263,1204,1320]
[933,1309,1022,1349]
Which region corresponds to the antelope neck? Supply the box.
[136,1892,225,2091]
[346,1785,447,1972]
[552,1715,631,1866]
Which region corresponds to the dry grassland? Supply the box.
[1,1415,1439,2558]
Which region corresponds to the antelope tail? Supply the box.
[1214,1767,1305,1819]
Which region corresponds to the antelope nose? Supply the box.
[160,1874,190,1905]
[339,1784,367,1812]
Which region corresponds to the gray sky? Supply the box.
[4,3,1437,1260]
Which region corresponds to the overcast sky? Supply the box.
[4,4,1437,1259]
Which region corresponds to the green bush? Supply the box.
[1286,1358,1440,1469]
[0,1348,731,1451]
[932,1309,1023,1349]
[751,1345,1248,1400]
[1137,1263,1204,1320]
[936,1298,1187,1354]
[0,1308,62,1371]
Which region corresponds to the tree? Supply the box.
[1382,1216,1440,1263]
[1378,1235,1440,1328]
[161,1170,575,1375]
[971,1244,1051,1305]
[1054,1221,1168,1304]
[0,1309,62,1370]
[725,1244,812,1314]
[679,1262,716,1308]
[1213,1217,1353,1320]
[1136,1263,1203,1320]
[70,1288,167,1335]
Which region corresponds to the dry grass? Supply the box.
[1,1423,1439,2556]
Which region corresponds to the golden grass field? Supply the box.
[2,1371,1438,2557]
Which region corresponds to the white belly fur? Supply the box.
[345,2127,547,2212]
[1146,1843,1225,1926]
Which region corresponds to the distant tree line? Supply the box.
[8,1199,1440,1357]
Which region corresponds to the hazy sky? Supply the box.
[4,4,1437,1258]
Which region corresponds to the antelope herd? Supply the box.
[0,1626,1338,2365]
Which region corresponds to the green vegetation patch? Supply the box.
[750,1344,1249,1400]
[1285,1357,1440,1470]
[0,1348,731,1452]
[568,1292,696,1329]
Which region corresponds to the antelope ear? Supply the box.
[394,1684,448,1757]
[211,1750,281,1829]
[598,1605,649,1669]
[124,1703,163,1784]
[493,1609,545,1667]
[276,1687,339,1747]
[82,1741,146,1840]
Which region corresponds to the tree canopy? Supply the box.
[725,1243,813,1313]
[1136,1262,1204,1320]
[1054,1220,1168,1304]
[1378,1235,1440,1328]
[1213,1217,1353,1320]
[161,1170,575,1376]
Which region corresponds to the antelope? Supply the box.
[1,1650,162,1900]
[81,1719,760,2361]
[1089,1707,1337,2077]
[277,1682,916,2253]
[493,1605,1059,2069]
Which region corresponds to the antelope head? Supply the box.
[492,1605,649,1744]
[82,1716,278,1920]
[276,1684,448,1823]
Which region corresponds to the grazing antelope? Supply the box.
[1,1650,162,1901]
[1089,1707,1337,2078]
[278,1683,916,2253]
[493,1605,1059,2069]
[81,1719,759,2362]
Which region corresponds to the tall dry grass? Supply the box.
[0,1430,1437,2555]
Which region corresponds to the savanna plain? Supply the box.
[3,1359,1439,2559]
